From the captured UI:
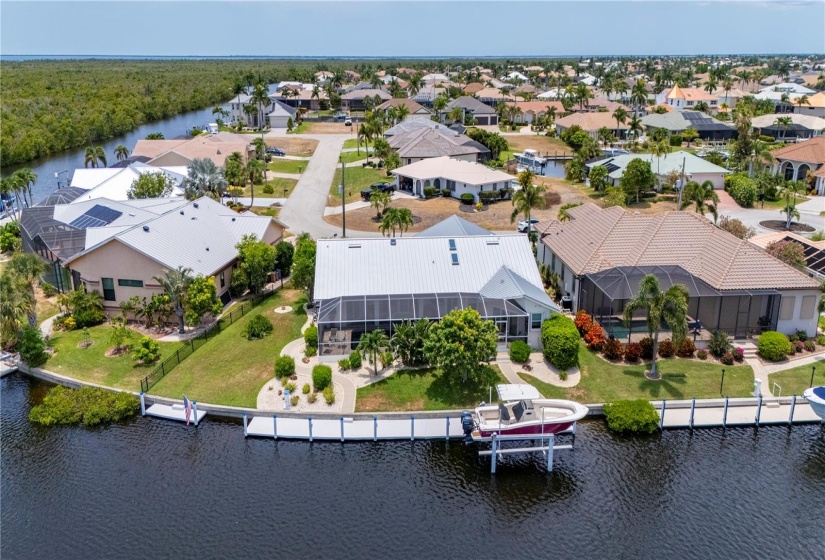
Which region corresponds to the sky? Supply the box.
[1,1,824,57]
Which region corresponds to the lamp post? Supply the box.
[810,365,816,388]
[340,159,346,238]
[54,170,69,189]
[720,368,726,395]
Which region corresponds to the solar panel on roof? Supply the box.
[68,204,122,229]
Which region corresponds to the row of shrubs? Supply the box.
[757,330,824,361]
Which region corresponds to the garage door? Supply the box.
[476,116,489,125]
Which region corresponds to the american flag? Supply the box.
[183,396,192,426]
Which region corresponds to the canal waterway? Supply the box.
[2,374,824,559]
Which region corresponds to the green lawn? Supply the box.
[329,166,390,205]
[287,121,309,134]
[249,206,280,219]
[343,138,361,149]
[768,358,825,396]
[45,326,182,390]
[229,177,298,198]
[149,288,307,408]
[267,159,306,174]
[339,148,373,164]
[355,365,508,412]
[518,344,755,403]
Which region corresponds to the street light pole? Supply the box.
[720,368,726,395]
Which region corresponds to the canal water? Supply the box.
[2,374,824,559]
[2,106,222,205]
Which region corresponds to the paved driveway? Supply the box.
[713,191,824,234]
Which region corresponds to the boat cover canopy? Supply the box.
[496,384,541,401]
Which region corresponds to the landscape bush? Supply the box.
[337,358,350,371]
[541,315,579,371]
[509,340,532,364]
[307,392,318,404]
[274,355,295,378]
[676,338,696,358]
[573,310,593,335]
[720,352,734,366]
[602,338,624,361]
[726,174,757,208]
[478,191,498,203]
[584,324,606,351]
[322,385,335,405]
[131,337,161,364]
[733,347,745,362]
[380,351,394,369]
[29,386,139,427]
[459,193,475,204]
[697,349,708,360]
[283,381,297,393]
[804,340,816,352]
[304,345,317,358]
[304,325,318,349]
[20,327,48,367]
[638,337,654,360]
[290,394,300,407]
[603,400,659,434]
[0,222,21,253]
[707,330,732,358]
[349,351,362,370]
[757,331,791,361]
[624,342,642,362]
[441,189,451,197]
[312,364,332,391]
[244,314,273,340]
[657,339,676,358]
[794,340,805,354]
[792,329,808,342]
[302,383,311,394]
[40,282,58,298]
[816,335,825,346]
[262,184,274,194]
[73,309,105,329]
[423,186,440,199]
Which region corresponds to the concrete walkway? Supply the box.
[714,191,824,235]
[39,315,57,339]
[748,353,825,398]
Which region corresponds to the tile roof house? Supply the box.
[504,101,565,124]
[554,111,630,140]
[474,87,515,105]
[537,203,821,338]
[267,99,299,129]
[751,113,825,141]
[340,88,391,111]
[748,231,825,281]
[375,98,431,122]
[445,96,498,126]
[654,85,720,111]
[770,137,825,193]
[313,224,557,355]
[463,82,485,95]
[388,127,490,164]
[792,91,825,118]
[391,156,514,201]
[132,133,254,167]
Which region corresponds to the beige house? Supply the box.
[132,133,254,168]
[64,197,284,312]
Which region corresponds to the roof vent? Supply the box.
[486,238,499,245]
[448,239,456,251]
[232,217,236,221]
[128,213,136,217]
[193,202,199,208]
[205,247,209,251]
[451,253,459,265]
[142,225,149,232]
[180,210,184,215]
[390,238,396,246]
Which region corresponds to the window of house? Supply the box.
[686,101,694,106]
[102,278,116,301]
[220,271,226,288]
[531,313,543,329]
[446,180,456,191]
[779,296,795,321]
[800,295,816,320]
[117,279,144,288]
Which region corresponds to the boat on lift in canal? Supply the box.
[462,384,588,442]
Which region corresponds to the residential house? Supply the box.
[640,110,737,142]
[770,137,825,192]
[344,70,361,82]
[503,101,565,124]
[313,224,557,356]
[586,151,730,190]
[268,100,298,129]
[474,87,515,106]
[392,156,514,201]
[375,99,432,122]
[68,163,185,203]
[445,96,498,126]
[388,127,490,166]
[463,82,485,95]
[749,231,825,282]
[383,119,441,138]
[751,113,825,142]
[132,133,254,168]
[340,88,391,112]
[654,85,720,112]
[410,86,446,107]
[536,203,821,338]
[273,85,327,111]
[793,91,825,118]
[553,111,630,141]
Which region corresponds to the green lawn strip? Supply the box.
[355,365,508,412]
[149,289,307,408]
[339,149,375,164]
[517,344,754,403]
[329,166,390,205]
[232,177,297,198]
[287,121,309,134]
[249,206,280,218]
[46,326,183,390]
[267,159,306,174]
[768,359,825,396]
[342,138,361,149]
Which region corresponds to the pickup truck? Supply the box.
[360,182,395,200]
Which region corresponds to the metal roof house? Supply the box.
[586,150,731,190]
[391,156,515,201]
[313,228,558,357]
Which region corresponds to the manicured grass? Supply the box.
[287,121,309,134]
[768,358,825,396]
[518,344,755,403]
[36,297,61,322]
[46,326,182,390]
[339,148,373,164]
[355,365,508,412]
[230,178,298,198]
[329,166,390,205]
[150,288,307,408]
[267,159,306,174]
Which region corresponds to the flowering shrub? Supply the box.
[574,310,593,335]
[697,349,708,360]
[602,338,624,361]
[657,339,676,358]
[676,338,696,358]
[804,340,816,352]
[639,337,654,360]
[624,342,642,362]
[733,347,744,363]
[720,352,734,366]
[584,324,606,350]
[794,340,805,354]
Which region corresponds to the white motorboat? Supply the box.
[803,386,825,420]
[514,149,547,172]
[461,384,588,442]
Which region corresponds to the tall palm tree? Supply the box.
[774,116,793,142]
[651,139,671,183]
[12,168,36,208]
[152,266,194,334]
[510,170,546,235]
[623,274,689,379]
[357,329,390,375]
[251,83,271,144]
[574,82,592,111]
[628,115,643,144]
[182,158,228,200]
[114,145,130,163]
[612,106,628,139]
[6,252,49,328]
[631,79,648,111]
[779,180,806,230]
[681,180,720,222]
[84,145,107,168]
[395,103,410,123]
[245,158,264,208]
[408,74,423,96]
[721,77,733,105]
[433,94,448,122]
[0,273,33,346]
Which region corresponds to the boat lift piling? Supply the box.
[479,431,574,474]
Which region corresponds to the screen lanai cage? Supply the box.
[579,265,781,340]
[315,292,530,356]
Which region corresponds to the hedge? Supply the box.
[312,364,333,391]
[459,193,475,203]
[603,400,659,433]
[423,186,441,199]
[509,340,531,364]
[304,325,318,349]
[726,174,757,208]
[541,315,579,371]
[275,355,295,378]
[757,331,792,361]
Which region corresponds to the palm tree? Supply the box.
[612,106,628,139]
[631,79,648,111]
[433,94,448,122]
[182,158,228,200]
[6,252,49,328]
[623,274,689,379]
[704,76,718,96]
[774,116,793,142]
[721,77,733,105]
[545,105,557,125]
[369,189,391,220]
[245,158,264,208]
[357,329,390,375]
[651,139,671,184]
[510,170,546,235]
[574,82,592,110]
[408,74,423,96]
[378,207,413,237]
[396,103,410,124]
[152,266,194,334]
[114,145,130,163]
[0,273,33,346]
[628,115,643,144]
[84,145,107,168]
[779,180,806,230]
[12,168,36,208]
[681,180,720,222]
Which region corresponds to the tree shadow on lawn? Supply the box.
[617,365,688,400]
[424,366,500,409]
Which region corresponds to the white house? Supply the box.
[391,156,515,201]
[586,151,730,190]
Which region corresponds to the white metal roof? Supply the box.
[69,164,184,203]
[70,168,120,189]
[496,384,541,401]
[314,234,553,308]
[417,215,492,237]
[392,156,515,186]
[588,151,730,180]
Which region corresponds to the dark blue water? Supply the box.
[2,373,825,559]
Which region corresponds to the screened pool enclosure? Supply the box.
[315,293,530,356]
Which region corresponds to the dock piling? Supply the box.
[490,434,498,474]
[689,397,696,429]
[410,416,415,442]
[273,415,277,439]
[193,402,199,426]
[243,412,248,437]
[755,395,763,426]
[546,434,555,472]
[722,397,729,428]
[308,417,313,442]
[445,416,450,440]
[659,400,666,429]
[373,416,378,441]
[789,395,797,425]
[340,417,344,442]
[139,392,146,416]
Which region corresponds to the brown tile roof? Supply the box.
[540,203,820,291]
[554,111,628,132]
[505,100,565,114]
[665,85,719,102]
[749,231,825,250]
[463,82,485,94]
[132,139,189,159]
[133,133,252,167]
[375,98,430,114]
[770,137,825,164]
[793,91,825,108]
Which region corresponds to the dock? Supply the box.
[141,393,206,425]
[658,396,822,429]
[245,414,465,441]
[1,352,19,377]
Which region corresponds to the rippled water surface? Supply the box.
[3,374,825,559]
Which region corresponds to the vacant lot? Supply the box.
[264,137,318,156]
[328,166,390,206]
[302,122,355,135]
[505,133,571,157]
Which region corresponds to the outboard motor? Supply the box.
[461,410,475,445]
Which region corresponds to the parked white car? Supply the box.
[517,218,540,233]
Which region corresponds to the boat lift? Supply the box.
[478,428,576,474]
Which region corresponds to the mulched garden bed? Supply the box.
[758,220,815,233]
